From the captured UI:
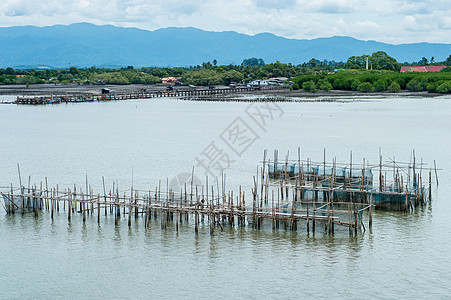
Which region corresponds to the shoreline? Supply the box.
[0,83,444,99]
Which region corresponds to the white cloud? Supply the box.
[254,0,297,10]
[304,0,364,14]
[403,15,417,28]
[393,0,431,15]
[0,0,450,43]
[439,16,451,29]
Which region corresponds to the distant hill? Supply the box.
[0,23,450,68]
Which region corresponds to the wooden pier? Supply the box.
[14,85,289,105]
[1,150,436,235]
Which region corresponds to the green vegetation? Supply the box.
[387,81,401,92]
[345,51,401,71]
[436,81,451,93]
[402,55,451,67]
[0,59,341,86]
[1,51,451,93]
[242,57,265,67]
[292,69,451,94]
[181,69,244,86]
[302,81,318,93]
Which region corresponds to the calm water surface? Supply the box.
[1,96,450,299]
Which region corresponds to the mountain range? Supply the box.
[0,23,450,68]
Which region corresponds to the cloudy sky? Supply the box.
[1,0,450,44]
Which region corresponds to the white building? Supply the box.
[247,80,269,87]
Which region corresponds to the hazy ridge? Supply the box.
[0,23,450,68]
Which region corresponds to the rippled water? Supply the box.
[1,96,451,299]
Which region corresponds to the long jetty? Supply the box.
[14,85,288,105]
[1,150,436,236]
[0,177,368,235]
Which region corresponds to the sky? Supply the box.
[0,0,450,44]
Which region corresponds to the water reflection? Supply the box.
[96,223,105,242]
[193,234,202,255]
[81,222,88,242]
[66,221,74,234]
[114,223,122,245]
[209,235,219,261]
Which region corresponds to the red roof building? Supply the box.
[161,77,179,84]
[400,66,446,72]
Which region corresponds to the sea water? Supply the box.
[1,96,450,299]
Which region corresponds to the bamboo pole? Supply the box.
[68,188,72,222]
[97,194,100,224]
[434,160,439,186]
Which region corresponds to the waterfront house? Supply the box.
[267,77,288,85]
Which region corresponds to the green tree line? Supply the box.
[292,68,451,93]
[2,51,451,92]
[0,58,344,86]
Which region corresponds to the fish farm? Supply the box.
[0,149,438,235]
[267,149,436,211]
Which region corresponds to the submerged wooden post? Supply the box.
[195,203,199,235]
[433,160,439,186]
[290,196,295,231]
[128,195,132,227]
[10,184,15,215]
[368,193,372,228]
[51,189,54,220]
[312,196,316,233]
[429,169,432,202]
[272,190,275,230]
[103,177,107,216]
[68,188,71,222]
[379,155,383,192]
[348,197,352,236]
[354,201,358,236]
[82,191,86,223]
[97,194,100,224]
[45,177,49,211]
[56,184,59,212]
[34,184,39,217]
